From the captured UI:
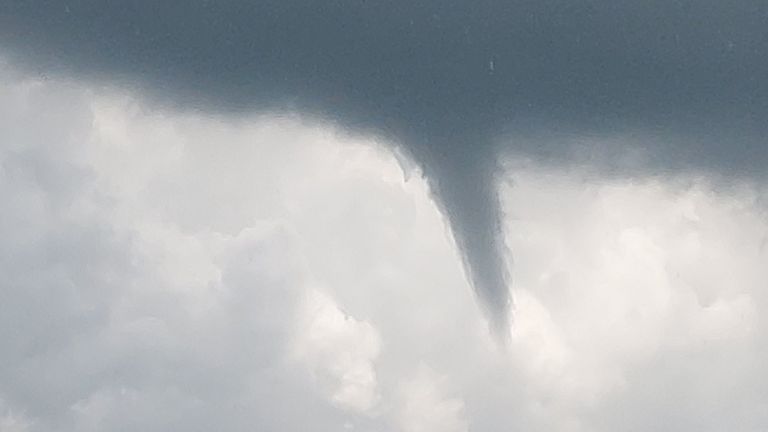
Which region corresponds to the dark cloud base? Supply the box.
[2,0,767,331]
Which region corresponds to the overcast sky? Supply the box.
[1,1,768,431]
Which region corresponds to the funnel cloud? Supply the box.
[2,0,766,331]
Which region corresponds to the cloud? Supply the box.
[5,0,765,330]
[397,367,469,432]
[0,399,33,432]
[294,289,382,414]
[0,71,345,431]
[498,167,768,429]
[1,63,768,431]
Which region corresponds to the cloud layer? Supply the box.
[3,1,766,329]
[2,67,768,431]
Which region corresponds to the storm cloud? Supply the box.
[2,0,767,330]
[2,64,768,431]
